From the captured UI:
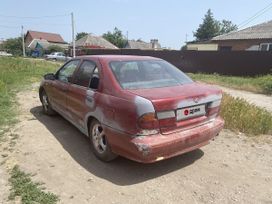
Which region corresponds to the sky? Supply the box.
[1,0,272,49]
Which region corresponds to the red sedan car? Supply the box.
[39,55,224,163]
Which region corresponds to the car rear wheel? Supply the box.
[89,120,117,162]
[41,90,56,115]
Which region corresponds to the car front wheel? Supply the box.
[41,90,56,115]
[89,120,117,162]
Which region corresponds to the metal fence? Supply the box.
[77,49,272,76]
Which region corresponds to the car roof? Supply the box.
[75,55,161,61]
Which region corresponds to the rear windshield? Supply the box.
[109,60,193,89]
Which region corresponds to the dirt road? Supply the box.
[216,85,272,113]
[1,89,272,204]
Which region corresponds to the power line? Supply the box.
[215,1,272,40]
[0,13,70,19]
[0,25,19,29]
[0,19,70,26]
[238,1,272,29]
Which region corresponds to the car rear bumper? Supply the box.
[104,117,224,163]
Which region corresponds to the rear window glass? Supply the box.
[109,60,193,89]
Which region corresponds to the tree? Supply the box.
[194,9,237,41]
[102,27,126,48]
[76,32,88,41]
[219,20,238,35]
[2,37,23,56]
[46,45,64,54]
[194,9,220,41]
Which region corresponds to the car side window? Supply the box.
[57,60,80,82]
[89,67,100,90]
[74,61,96,87]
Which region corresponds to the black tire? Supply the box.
[41,90,56,116]
[89,119,117,162]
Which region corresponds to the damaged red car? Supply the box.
[39,55,224,163]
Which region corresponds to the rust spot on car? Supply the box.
[135,143,151,156]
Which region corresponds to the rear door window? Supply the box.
[74,60,96,87]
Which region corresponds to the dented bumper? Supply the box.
[105,117,224,163]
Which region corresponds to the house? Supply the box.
[25,30,68,55]
[27,39,68,50]
[75,34,118,49]
[25,30,67,46]
[124,39,161,50]
[211,20,272,51]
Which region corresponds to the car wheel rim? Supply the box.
[42,94,49,111]
[92,124,107,154]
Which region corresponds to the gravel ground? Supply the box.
[0,89,271,204]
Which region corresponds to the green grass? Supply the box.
[188,73,272,95]
[0,57,59,137]
[220,94,272,135]
[9,165,59,204]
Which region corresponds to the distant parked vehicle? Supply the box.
[45,52,71,61]
[0,51,13,57]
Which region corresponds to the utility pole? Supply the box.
[71,12,76,58]
[21,26,26,57]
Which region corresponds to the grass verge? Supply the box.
[0,57,60,138]
[220,94,272,135]
[188,73,272,95]
[9,165,58,204]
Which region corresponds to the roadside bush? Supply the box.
[46,45,64,54]
[257,74,272,95]
[1,37,23,56]
[220,94,272,135]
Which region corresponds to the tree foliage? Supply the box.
[194,9,237,41]
[102,27,126,48]
[2,37,23,56]
[219,20,238,35]
[47,45,64,54]
[76,32,88,41]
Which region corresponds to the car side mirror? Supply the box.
[90,76,99,90]
[44,73,55,80]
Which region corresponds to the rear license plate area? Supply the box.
[176,104,206,121]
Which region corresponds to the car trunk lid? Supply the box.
[128,83,222,134]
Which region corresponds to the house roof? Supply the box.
[75,34,118,49]
[125,40,153,49]
[212,20,272,41]
[125,40,162,49]
[26,30,66,43]
[28,39,68,50]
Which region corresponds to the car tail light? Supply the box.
[138,113,159,130]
